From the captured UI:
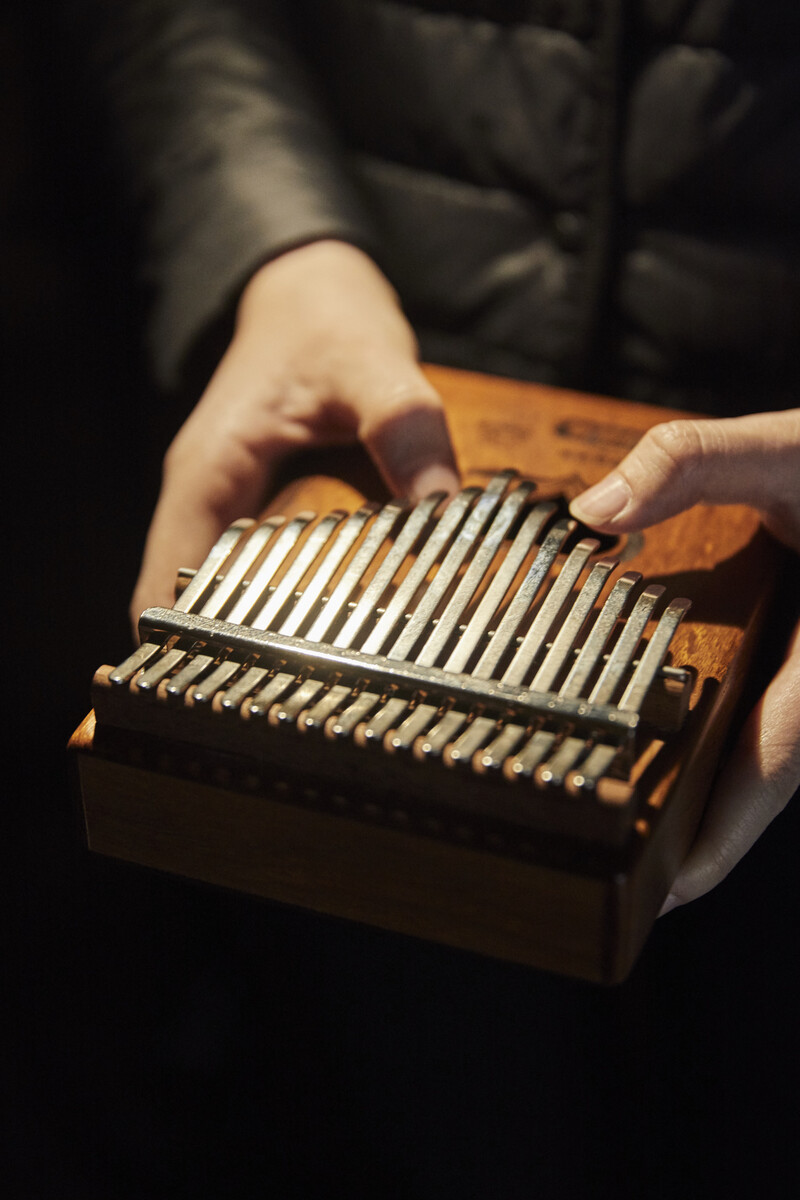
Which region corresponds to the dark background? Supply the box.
[5,8,800,1198]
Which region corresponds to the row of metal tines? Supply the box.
[110,473,689,788]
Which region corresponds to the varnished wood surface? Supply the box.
[70,365,777,982]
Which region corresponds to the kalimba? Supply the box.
[69,367,776,982]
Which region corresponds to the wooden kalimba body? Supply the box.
[69,367,776,982]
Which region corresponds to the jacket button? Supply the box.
[553,211,587,253]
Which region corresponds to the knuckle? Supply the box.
[642,420,708,486]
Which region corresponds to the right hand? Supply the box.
[130,239,460,627]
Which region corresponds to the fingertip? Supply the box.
[657,893,680,918]
[407,463,461,504]
[569,472,632,528]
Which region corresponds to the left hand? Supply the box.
[569,409,800,913]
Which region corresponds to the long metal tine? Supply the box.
[472,518,573,680]
[333,494,441,649]
[589,584,664,706]
[249,510,346,631]
[279,505,377,637]
[415,479,533,668]
[558,571,641,700]
[388,472,515,662]
[527,556,614,694]
[502,538,599,687]
[360,486,481,657]
[306,501,407,644]
[198,518,285,619]
[226,512,316,626]
[617,598,691,713]
[444,503,555,675]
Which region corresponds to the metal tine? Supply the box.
[539,736,588,786]
[249,510,347,631]
[618,597,691,714]
[199,517,285,619]
[444,502,555,675]
[326,689,381,738]
[414,709,468,760]
[387,472,515,663]
[571,742,619,790]
[502,537,599,687]
[247,671,296,718]
[278,505,377,638]
[226,512,316,626]
[475,723,527,773]
[446,716,497,766]
[357,696,409,746]
[559,571,641,700]
[164,518,287,697]
[305,683,354,732]
[135,645,190,693]
[472,518,574,681]
[505,729,557,780]
[177,518,256,614]
[111,518,255,685]
[386,702,439,752]
[589,584,664,706]
[219,665,270,711]
[528,556,615,695]
[360,486,482,657]
[306,500,407,644]
[193,659,241,705]
[270,678,326,726]
[414,478,533,668]
[333,494,442,649]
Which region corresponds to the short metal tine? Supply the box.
[175,518,255,614]
[539,736,587,787]
[198,517,285,619]
[359,697,409,745]
[389,473,514,662]
[164,653,214,698]
[473,518,574,680]
[446,716,497,766]
[251,510,346,631]
[589,584,664,706]
[572,743,619,791]
[503,538,598,687]
[270,678,326,725]
[475,723,527,773]
[135,645,186,692]
[307,501,407,644]
[415,710,468,759]
[248,671,296,718]
[415,479,533,668]
[304,683,353,732]
[193,659,240,705]
[333,495,441,649]
[618,598,691,713]
[226,512,316,626]
[529,557,615,694]
[279,505,376,638]
[386,703,439,752]
[559,571,641,700]
[361,486,482,657]
[327,690,381,738]
[219,665,270,711]
[444,502,555,675]
[109,640,163,685]
[505,729,557,780]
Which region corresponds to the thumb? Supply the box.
[347,357,460,502]
[569,410,800,548]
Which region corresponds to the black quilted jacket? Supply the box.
[77,0,800,412]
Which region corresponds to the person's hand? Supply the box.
[130,240,459,625]
[569,409,800,913]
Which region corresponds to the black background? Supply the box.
[5,8,800,1198]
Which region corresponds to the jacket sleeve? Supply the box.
[72,0,377,390]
